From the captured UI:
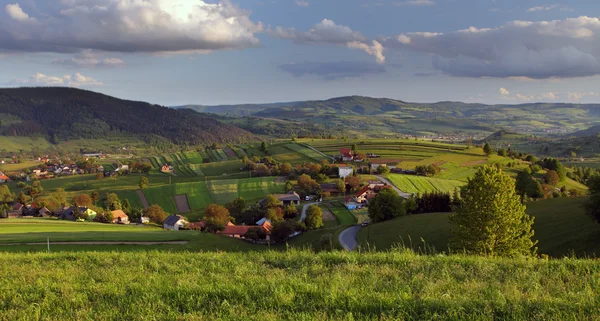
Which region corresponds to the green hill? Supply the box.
[357,197,600,257]
[180,96,600,138]
[0,87,257,147]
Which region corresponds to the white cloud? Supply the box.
[395,0,435,6]
[527,4,559,12]
[16,72,103,87]
[295,0,309,7]
[499,89,560,102]
[567,92,600,101]
[5,3,35,22]
[0,0,263,54]
[270,19,385,64]
[52,50,125,68]
[384,16,600,78]
[527,4,572,12]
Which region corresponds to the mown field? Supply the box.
[386,174,465,195]
[1,250,599,320]
[357,197,600,257]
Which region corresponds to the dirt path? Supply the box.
[174,194,192,213]
[1,241,189,246]
[137,190,150,209]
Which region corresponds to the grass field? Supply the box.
[1,250,599,320]
[357,197,600,257]
[0,160,41,172]
[328,202,357,225]
[0,136,54,152]
[386,174,465,194]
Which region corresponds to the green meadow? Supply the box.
[357,197,600,258]
[1,250,599,320]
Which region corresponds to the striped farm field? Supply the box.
[142,185,178,213]
[175,182,213,210]
[285,143,327,162]
[223,148,238,159]
[235,148,247,157]
[238,177,285,200]
[182,151,203,164]
[386,174,465,195]
[207,179,240,204]
[188,164,205,176]
[215,149,229,161]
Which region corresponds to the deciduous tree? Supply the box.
[305,205,323,229]
[144,205,168,224]
[72,194,92,207]
[368,188,405,222]
[139,176,149,189]
[205,204,231,231]
[450,166,536,257]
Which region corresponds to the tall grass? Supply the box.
[0,249,599,320]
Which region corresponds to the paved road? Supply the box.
[339,225,361,251]
[300,202,319,221]
[376,175,411,199]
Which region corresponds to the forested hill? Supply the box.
[0,87,257,146]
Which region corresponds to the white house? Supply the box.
[338,165,354,178]
[163,214,188,231]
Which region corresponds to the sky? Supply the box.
[1,0,600,106]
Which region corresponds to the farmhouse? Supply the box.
[217,220,273,241]
[163,214,188,230]
[8,203,24,218]
[271,191,301,206]
[340,148,354,162]
[61,206,97,221]
[338,165,354,178]
[344,183,391,210]
[111,210,130,224]
[161,164,174,173]
[0,172,10,183]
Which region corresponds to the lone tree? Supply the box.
[515,168,543,202]
[544,170,560,186]
[584,175,600,224]
[305,205,323,229]
[139,176,149,189]
[449,166,537,257]
[72,194,92,207]
[368,188,405,223]
[91,190,100,206]
[205,204,231,231]
[483,143,493,156]
[144,205,167,224]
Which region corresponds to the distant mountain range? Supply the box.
[0,87,257,147]
[175,96,600,138]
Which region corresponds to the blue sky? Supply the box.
[1,0,600,105]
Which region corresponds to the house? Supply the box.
[320,183,339,194]
[163,214,188,230]
[111,210,130,224]
[338,165,354,178]
[37,207,51,217]
[8,203,24,218]
[0,172,10,183]
[271,191,301,206]
[61,206,97,221]
[340,148,354,162]
[161,164,174,173]
[217,220,273,241]
[344,184,391,209]
[256,218,272,226]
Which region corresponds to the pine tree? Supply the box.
[450,166,537,257]
[483,143,493,156]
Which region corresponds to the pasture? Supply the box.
[357,197,600,257]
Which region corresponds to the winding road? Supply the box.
[339,225,361,251]
[338,175,411,251]
[300,202,319,221]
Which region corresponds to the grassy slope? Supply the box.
[386,174,465,194]
[1,250,599,320]
[357,197,600,257]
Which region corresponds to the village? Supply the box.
[0,147,410,244]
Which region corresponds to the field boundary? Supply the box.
[137,190,150,209]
